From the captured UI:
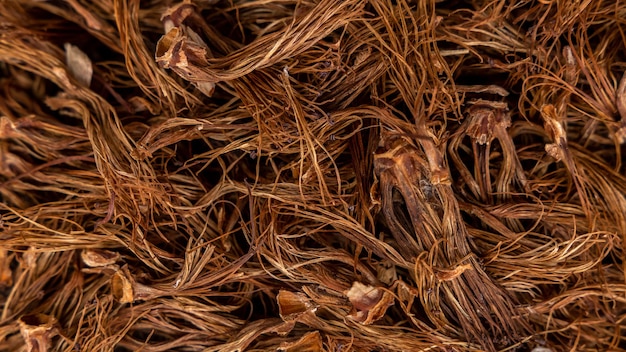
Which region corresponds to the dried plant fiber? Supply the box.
[1,0,626,351]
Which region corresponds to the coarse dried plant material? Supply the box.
[373,131,529,350]
[1,0,626,351]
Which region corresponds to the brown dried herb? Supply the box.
[1,0,625,351]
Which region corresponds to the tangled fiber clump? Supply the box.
[1,0,626,351]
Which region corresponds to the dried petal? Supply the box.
[81,249,120,267]
[194,81,215,97]
[277,290,318,322]
[345,282,394,325]
[64,43,92,87]
[541,104,566,144]
[156,27,210,73]
[616,124,626,144]
[0,116,18,139]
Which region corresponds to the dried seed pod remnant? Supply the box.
[18,314,60,352]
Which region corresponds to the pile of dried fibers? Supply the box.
[1,0,625,351]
